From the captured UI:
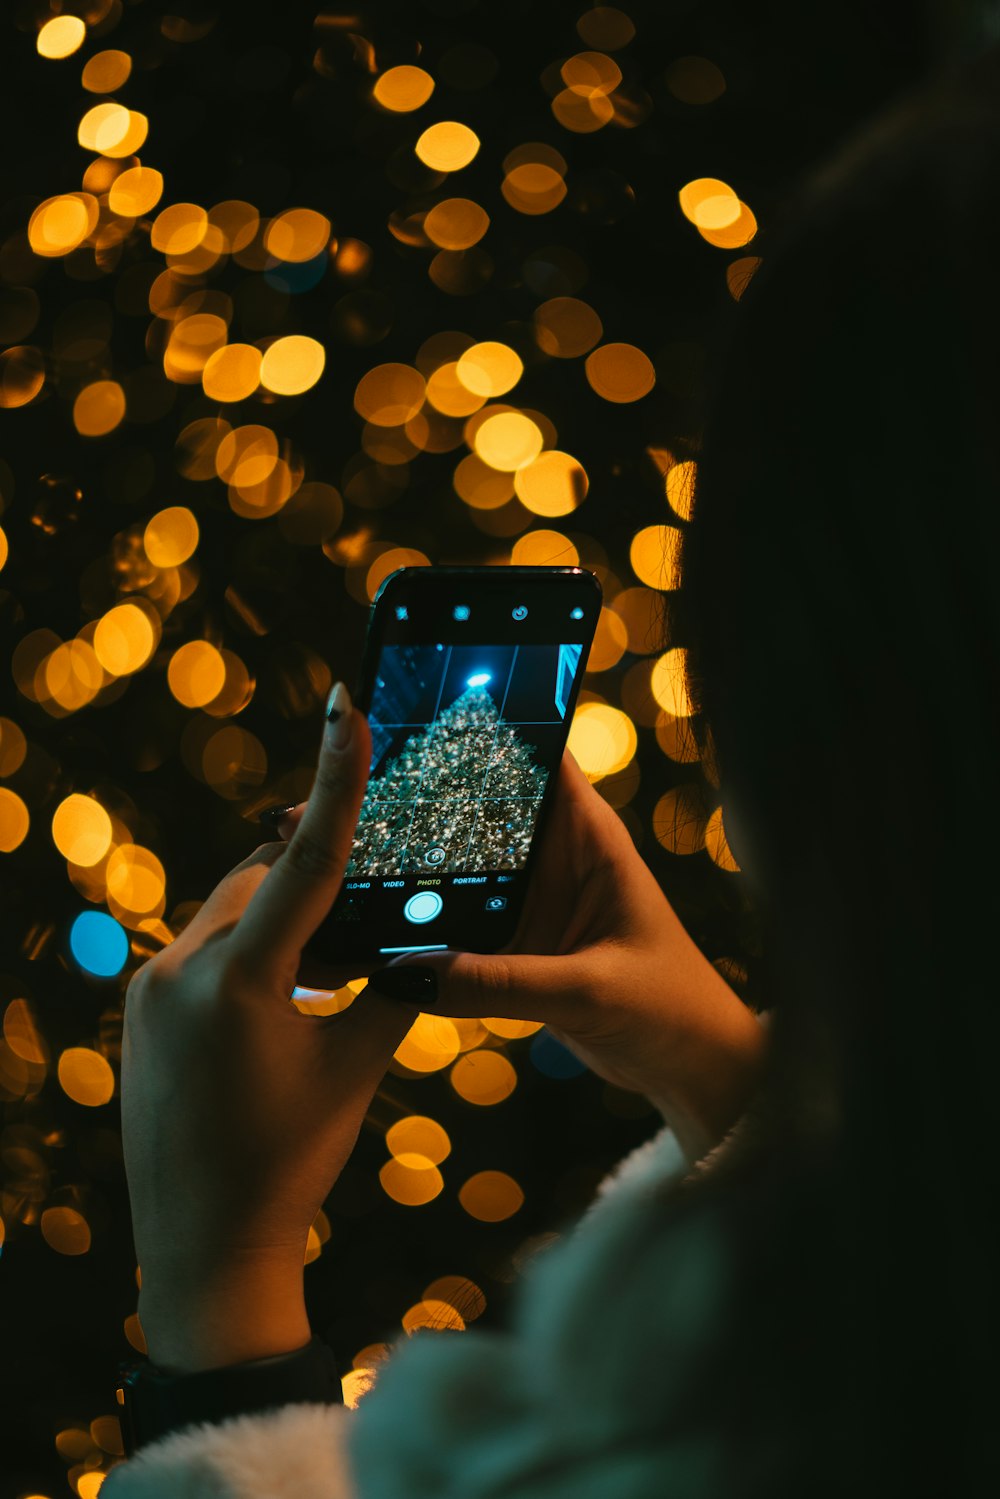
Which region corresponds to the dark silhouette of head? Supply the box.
[678,45,1000,1493]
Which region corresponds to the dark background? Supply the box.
[0,1,980,1493]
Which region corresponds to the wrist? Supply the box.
[137,1256,311,1375]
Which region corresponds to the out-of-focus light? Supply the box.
[41,1207,91,1256]
[630,525,682,590]
[474,412,543,471]
[705,805,741,871]
[93,603,157,676]
[143,506,200,567]
[533,297,603,358]
[264,209,332,263]
[584,343,655,403]
[458,1170,524,1222]
[651,648,693,718]
[167,640,226,708]
[57,1046,115,1105]
[561,51,621,95]
[401,1299,465,1333]
[727,256,762,301]
[73,379,126,436]
[567,702,637,780]
[450,1050,517,1105]
[698,203,757,249]
[501,163,568,215]
[259,335,326,396]
[678,177,738,226]
[108,166,164,218]
[393,1013,461,1072]
[0,346,45,408]
[415,121,480,172]
[653,785,707,855]
[551,87,614,133]
[151,203,209,256]
[81,49,132,93]
[37,16,86,59]
[68,911,129,977]
[585,607,628,672]
[27,193,98,257]
[576,6,636,49]
[106,844,167,916]
[51,795,113,867]
[386,1115,451,1165]
[665,460,696,520]
[666,56,727,105]
[511,529,579,566]
[354,363,426,426]
[373,65,435,112]
[513,450,588,516]
[423,198,490,250]
[0,719,27,777]
[467,672,491,687]
[0,788,30,853]
[456,342,523,398]
[379,1157,444,1205]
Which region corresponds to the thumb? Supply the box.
[364,947,596,1029]
[230,682,371,977]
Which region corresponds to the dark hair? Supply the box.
[677,46,1000,1493]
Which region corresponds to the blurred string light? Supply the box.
[0,7,753,1464]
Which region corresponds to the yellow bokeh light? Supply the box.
[82,48,133,93]
[510,529,579,566]
[567,702,637,780]
[0,346,45,408]
[453,453,515,510]
[0,788,30,853]
[705,805,741,871]
[265,208,332,263]
[386,1115,452,1166]
[651,648,693,717]
[727,256,763,301]
[534,296,603,358]
[143,506,200,568]
[450,1050,517,1106]
[459,1170,524,1222]
[426,361,487,418]
[73,380,126,436]
[167,640,227,708]
[354,363,426,427]
[678,177,738,226]
[630,525,682,590]
[58,1047,115,1107]
[402,1299,465,1333]
[366,547,432,601]
[665,459,696,520]
[653,785,707,855]
[342,1368,378,1408]
[44,639,105,712]
[215,424,278,485]
[698,202,758,249]
[655,710,700,764]
[41,1206,92,1256]
[394,1012,461,1073]
[106,844,167,915]
[513,450,589,516]
[551,87,614,133]
[0,718,28,776]
[108,166,165,218]
[78,102,147,156]
[423,1274,487,1321]
[0,525,6,571]
[456,342,523,398]
[415,121,480,172]
[482,1016,545,1039]
[27,193,98,257]
[151,203,209,256]
[474,412,543,471]
[4,998,49,1065]
[379,1157,444,1206]
[373,65,435,112]
[164,313,229,384]
[561,51,622,95]
[585,343,656,403]
[51,795,113,867]
[424,198,490,250]
[93,604,157,676]
[501,163,567,215]
[209,199,260,253]
[586,606,629,671]
[38,16,86,58]
[259,335,326,396]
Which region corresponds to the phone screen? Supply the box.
[303,565,601,968]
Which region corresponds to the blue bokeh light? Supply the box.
[529,1030,588,1079]
[69,911,129,978]
[467,672,491,687]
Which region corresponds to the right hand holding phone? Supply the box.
[284,749,765,1162]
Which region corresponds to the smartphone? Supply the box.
[302,564,602,969]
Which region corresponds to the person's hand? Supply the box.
[119,684,415,1371]
[277,747,766,1163]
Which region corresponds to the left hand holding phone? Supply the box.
[120,682,416,1370]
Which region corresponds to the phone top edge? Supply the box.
[372,564,602,606]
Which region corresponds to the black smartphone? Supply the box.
[302,564,602,970]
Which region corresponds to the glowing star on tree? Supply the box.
[345,685,549,877]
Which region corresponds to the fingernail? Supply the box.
[324,680,353,750]
[259,802,296,830]
[366,966,437,1004]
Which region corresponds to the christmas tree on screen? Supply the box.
[345,684,549,876]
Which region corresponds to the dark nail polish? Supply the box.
[259,802,296,828]
[366,966,437,1004]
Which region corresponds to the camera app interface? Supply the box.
[346,640,582,880]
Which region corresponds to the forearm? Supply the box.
[137,1250,312,1375]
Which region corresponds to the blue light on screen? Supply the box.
[467,672,491,687]
[69,911,129,978]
